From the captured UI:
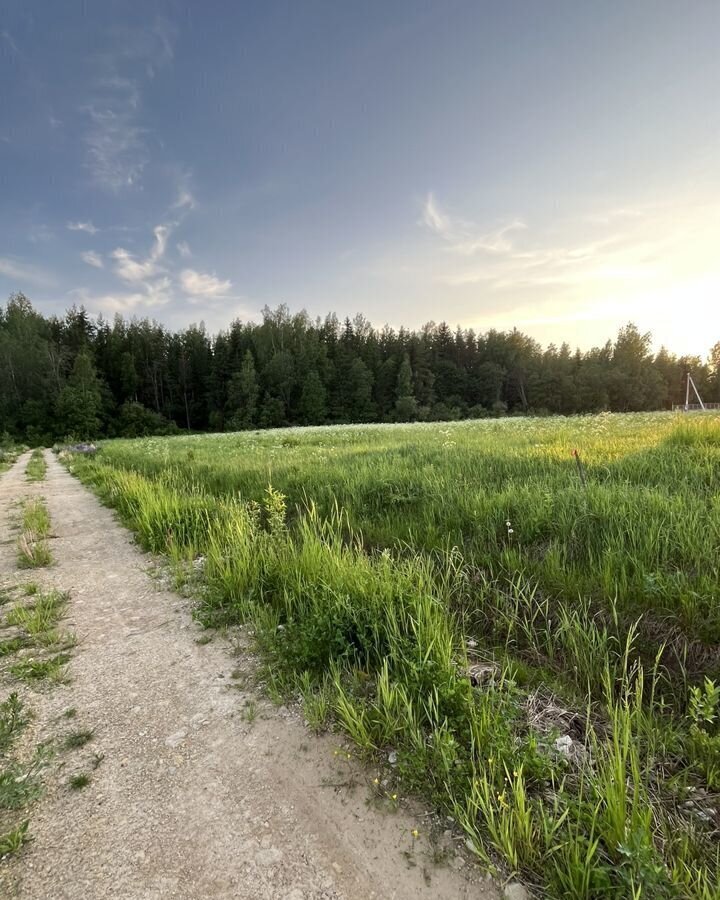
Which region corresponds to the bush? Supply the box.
[115,402,179,438]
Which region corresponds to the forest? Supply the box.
[1,291,718,443]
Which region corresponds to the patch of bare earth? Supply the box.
[0,451,499,900]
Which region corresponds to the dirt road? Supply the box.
[0,451,499,900]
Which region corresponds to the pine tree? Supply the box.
[298,369,327,425]
[227,350,259,429]
[394,353,418,421]
[56,349,103,439]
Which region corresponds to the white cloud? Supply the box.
[179,268,232,298]
[173,188,196,211]
[67,220,98,234]
[421,193,452,235]
[420,193,526,256]
[111,224,169,283]
[177,241,191,258]
[81,250,104,269]
[82,22,177,192]
[0,257,51,286]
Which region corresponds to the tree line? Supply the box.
[1,292,718,443]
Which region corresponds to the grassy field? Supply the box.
[65,412,720,898]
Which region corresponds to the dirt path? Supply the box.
[0,451,499,900]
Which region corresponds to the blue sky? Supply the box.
[1,1,719,354]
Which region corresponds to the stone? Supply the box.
[503,883,530,900]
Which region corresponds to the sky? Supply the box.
[1,0,719,356]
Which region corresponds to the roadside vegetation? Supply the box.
[64,412,720,897]
[0,585,76,861]
[17,499,53,569]
[25,450,46,483]
[0,441,20,477]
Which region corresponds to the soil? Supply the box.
[0,450,500,900]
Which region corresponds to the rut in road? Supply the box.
[0,450,499,900]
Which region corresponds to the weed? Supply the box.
[25,449,47,482]
[242,700,258,724]
[63,729,94,750]
[0,820,30,856]
[63,707,77,719]
[10,653,70,683]
[0,693,29,754]
[69,773,90,790]
[195,633,212,645]
[0,763,42,809]
[16,499,53,568]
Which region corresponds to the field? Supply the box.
[66,412,720,898]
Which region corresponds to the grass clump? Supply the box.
[65,412,720,897]
[25,449,46,482]
[68,773,90,790]
[0,819,30,857]
[10,653,70,684]
[17,498,52,568]
[63,729,94,750]
[0,694,29,754]
[2,589,73,660]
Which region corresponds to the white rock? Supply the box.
[504,883,530,900]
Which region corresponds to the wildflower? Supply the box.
[411,829,420,839]
[507,528,514,535]
[373,777,379,785]
[497,790,508,809]
[391,793,398,801]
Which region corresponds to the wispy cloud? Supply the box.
[67,220,98,235]
[177,240,191,258]
[69,286,170,314]
[0,30,21,56]
[111,225,168,283]
[82,20,177,192]
[0,257,51,286]
[172,173,196,211]
[81,250,104,269]
[180,268,232,299]
[421,193,526,255]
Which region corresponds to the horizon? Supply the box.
[2,1,719,356]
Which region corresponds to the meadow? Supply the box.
[65,412,720,898]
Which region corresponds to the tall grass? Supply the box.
[65,412,720,897]
[25,448,47,482]
[17,498,53,568]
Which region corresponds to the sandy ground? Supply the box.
[0,450,500,900]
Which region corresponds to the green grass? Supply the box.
[65,412,720,897]
[16,498,53,568]
[10,654,70,684]
[0,445,20,477]
[2,589,73,659]
[25,449,46,482]
[68,773,90,790]
[0,819,30,857]
[63,729,93,750]
[0,694,28,754]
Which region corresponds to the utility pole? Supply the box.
[684,371,706,411]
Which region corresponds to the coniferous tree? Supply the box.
[394,353,418,421]
[227,350,259,430]
[56,349,103,439]
[298,369,327,424]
